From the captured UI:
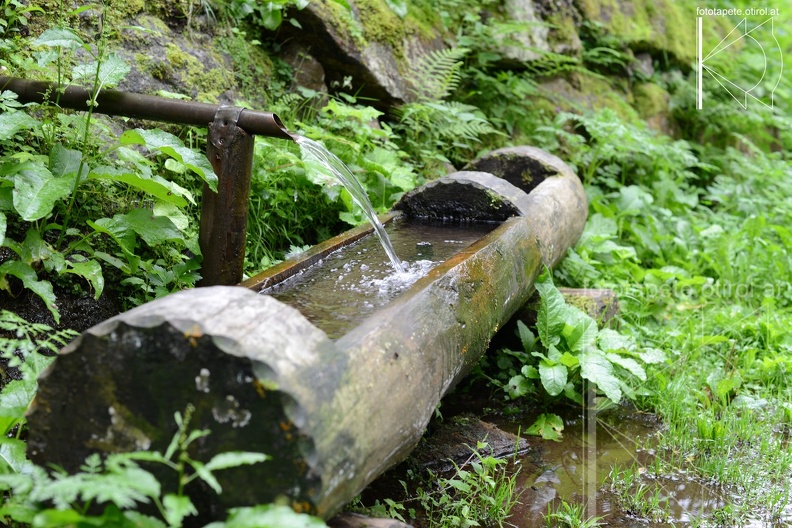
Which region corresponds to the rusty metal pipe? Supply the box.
[0,75,294,141]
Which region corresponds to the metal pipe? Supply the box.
[0,75,295,141]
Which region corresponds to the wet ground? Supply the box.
[359,380,788,527]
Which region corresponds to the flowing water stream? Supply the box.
[296,136,406,272]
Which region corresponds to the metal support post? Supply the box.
[198,106,255,286]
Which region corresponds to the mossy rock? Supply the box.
[537,72,638,121]
[576,0,694,67]
[278,0,447,109]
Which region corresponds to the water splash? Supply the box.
[295,136,406,272]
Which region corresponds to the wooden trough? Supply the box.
[26,147,587,520]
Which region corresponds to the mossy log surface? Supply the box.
[28,163,587,520]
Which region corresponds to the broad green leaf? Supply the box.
[562,308,598,353]
[559,352,579,368]
[606,353,646,381]
[618,185,653,214]
[32,508,86,527]
[120,129,218,191]
[123,511,167,528]
[598,328,635,352]
[0,439,31,474]
[564,383,584,405]
[0,211,5,246]
[33,27,85,49]
[516,320,535,352]
[71,53,130,90]
[639,348,667,364]
[162,494,197,527]
[49,144,86,180]
[122,209,183,246]
[579,350,622,404]
[535,273,567,348]
[0,111,40,141]
[526,413,564,441]
[153,202,190,231]
[539,360,567,396]
[88,166,193,206]
[0,261,59,323]
[19,229,51,267]
[0,375,39,414]
[12,164,74,221]
[64,259,104,299]
[506,374,532,399]
[521,364,539,379]
[546,343,562,362]
[88,217,137,260]
[0,187,12,211]
[205,451,269,471]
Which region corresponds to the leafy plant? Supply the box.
[394,47,497,175]
[0,13,219,318]
[0,403,327,527]
[0,312,73,474]
[545,500,603,528]
[415,442,520,528]
[0,0,43,36]
[490,271,665,415]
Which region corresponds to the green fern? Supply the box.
[408,47,469,101]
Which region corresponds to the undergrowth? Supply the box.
[2,0,792,526]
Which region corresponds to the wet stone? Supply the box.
[328,512,414,528]
[411,414,530,473]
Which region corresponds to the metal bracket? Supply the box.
[210,105,245,150]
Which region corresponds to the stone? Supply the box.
[116,15,234,103]
[497,0,552,65]
[558,288,620,327]
[411,414,529,473]
[575,0,694,67]
[328,512,413,528]
[473,0,583,68]
[281,42,329,93]
[632,82,677,135]
[278,0,446,110]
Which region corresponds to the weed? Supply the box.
[545,500,603,528]
[414,443,521,528]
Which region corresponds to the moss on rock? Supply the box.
[537,72,639,122]
[577,0,695,66]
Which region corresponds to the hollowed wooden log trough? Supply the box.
[27,147,587,520]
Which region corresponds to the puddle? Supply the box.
[493,407,733,527]
[359,400,790,527]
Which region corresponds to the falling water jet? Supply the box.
[295,136,407,272]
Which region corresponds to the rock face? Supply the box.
[278,0,446,109]
[575,0,694,66]
[494,0,583,65]
[116,15,236,103]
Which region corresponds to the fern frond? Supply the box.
[409,47,469,101]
